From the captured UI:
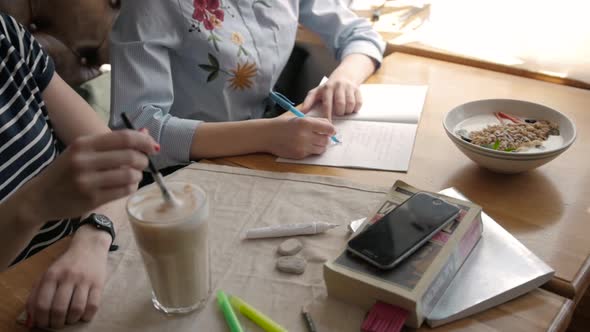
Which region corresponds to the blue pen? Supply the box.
[269,91,341,144]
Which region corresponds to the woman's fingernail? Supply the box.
[139,128,148,133]
[154,144,161,152]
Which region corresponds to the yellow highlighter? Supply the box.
[229,295,288,332]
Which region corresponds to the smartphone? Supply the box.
[347,192,460,270]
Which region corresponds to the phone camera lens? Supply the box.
[433,199,443,206]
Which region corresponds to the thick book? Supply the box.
[277,84,428,172]
[425,188,555,327]
[323,181,483,328]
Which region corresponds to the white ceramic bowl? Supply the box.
[443,99,576,173]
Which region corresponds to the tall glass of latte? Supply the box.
[126,182,210,314]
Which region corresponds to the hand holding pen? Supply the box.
[267,92,338,160]
[267,115,337,159]
[270,91,341,144]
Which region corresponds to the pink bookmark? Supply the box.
[361,301,409,332]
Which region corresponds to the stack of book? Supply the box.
[323,181,554,328]
[324,181,483,328]
[426,187,554,327]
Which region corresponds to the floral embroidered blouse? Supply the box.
[109,0,385,169]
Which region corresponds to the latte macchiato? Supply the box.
[127,182,210,314]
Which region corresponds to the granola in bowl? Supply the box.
[468,120,559,152]
[456,112,560,152]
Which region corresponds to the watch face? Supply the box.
[94,214,113,227]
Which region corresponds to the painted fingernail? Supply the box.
[154,144,161,152]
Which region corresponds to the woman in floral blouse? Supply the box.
[110,0,385,170]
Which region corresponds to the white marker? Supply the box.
[244,222,339,239]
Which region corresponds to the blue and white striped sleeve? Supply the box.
[109,0,200,170]
[298,0,385,66]
[0,13,55,91]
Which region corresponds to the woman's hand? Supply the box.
[267,114,336,159]
[299,54,377,120]
[300,77,362,120]
[26,129,158,222]
[25,226,110,329]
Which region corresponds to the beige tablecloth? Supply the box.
[47,163,392,332]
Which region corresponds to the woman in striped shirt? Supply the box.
[0,13,158,329]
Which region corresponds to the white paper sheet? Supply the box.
[307,85,428,124]
[278,83,428,172]
[277,121,419,171]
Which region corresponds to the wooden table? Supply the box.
[0,239,70,332]
[350,0,590,90]
[0,236,575,332]
[1,54,588,332]
[298,0,590,89]
[213,52,590,302]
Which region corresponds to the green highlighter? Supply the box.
[217,290,244,332]
[229,295,288,332]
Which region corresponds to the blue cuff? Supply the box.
[153,117,201,169]
[340,40,385,69]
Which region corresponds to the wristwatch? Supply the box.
[76,213,118,252]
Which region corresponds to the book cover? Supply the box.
[425,188,555,327]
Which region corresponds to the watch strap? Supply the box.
[76,214,118,252]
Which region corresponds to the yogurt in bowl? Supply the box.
[443,99,576,173]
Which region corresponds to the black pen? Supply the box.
[301,306,317,332]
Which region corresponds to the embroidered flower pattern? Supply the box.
[228,62,257,90]
[198,53,257,91]
[192,0,224,31]
[231,32,243,45]
[231,32,249,57]
[189,0,227,50]
[191,1,264,91]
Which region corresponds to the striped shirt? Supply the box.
[0,13,75,265]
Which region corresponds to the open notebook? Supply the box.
[276,83,428,172]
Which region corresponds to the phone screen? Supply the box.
[347,192,460,269]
